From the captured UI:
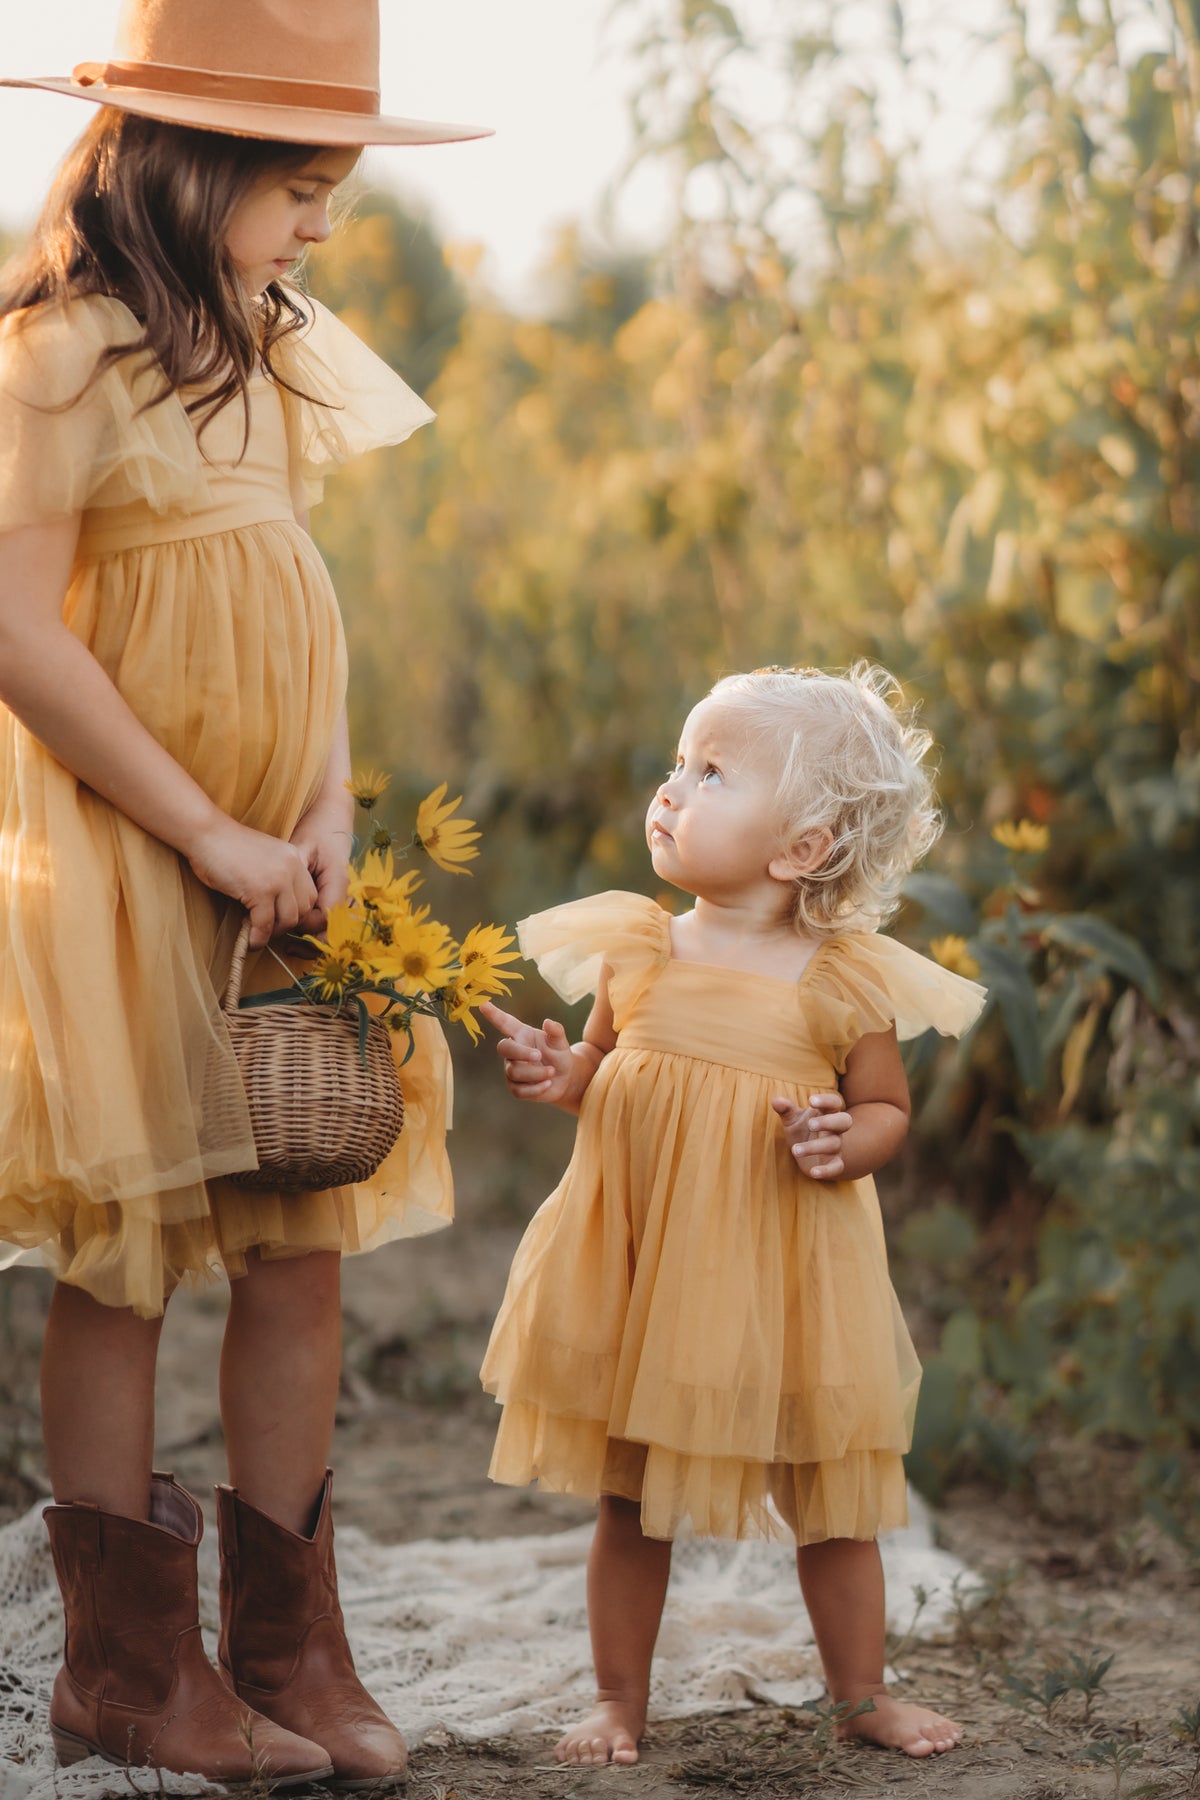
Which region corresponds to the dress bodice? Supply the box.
[77,377,295,557]
[617,955,839,1085]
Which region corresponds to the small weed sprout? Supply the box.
[886,1582,929,1668]
[801,1695,877,1759]
[1081,1738,1145,1800]
[1063,1649,1115,1723]
[1170,1702,1200,1794]
[1002,1667,1071,1720]
[950,1563,1022,1665]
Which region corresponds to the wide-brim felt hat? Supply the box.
[1,0,492,147]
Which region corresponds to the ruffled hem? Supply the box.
[488,1405,909,1543]
[0,974,454,1318]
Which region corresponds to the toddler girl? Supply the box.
[0,0,486,1785]
[481,665,986,1767]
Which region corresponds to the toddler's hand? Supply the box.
[480,1002,578,1104]
[772,1092,853,1180]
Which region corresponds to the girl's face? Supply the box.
[646,699,790,905]
[224,148,360,295]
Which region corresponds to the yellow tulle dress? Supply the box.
[482,891,987,1544]
[0,291,454,1318]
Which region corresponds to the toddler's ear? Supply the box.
[769,826,833,883]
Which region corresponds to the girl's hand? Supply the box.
[186,816,318,948]
[479,1002,576,1101]
[772,1092,854,1181]
[479,1001,604,1113]
[289,804,354,936]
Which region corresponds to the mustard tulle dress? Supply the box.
[482,891,987,1544]
[0,291,454,1318]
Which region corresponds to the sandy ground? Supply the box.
[2,1098,1199,1799]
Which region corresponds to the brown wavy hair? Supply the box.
[0,108,340,438]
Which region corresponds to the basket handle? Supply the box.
[223,917,253,1017]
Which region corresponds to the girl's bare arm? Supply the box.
[774,1026,911,1181]
[0,516,317,946]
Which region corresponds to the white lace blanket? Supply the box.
[0,1491,972,1800]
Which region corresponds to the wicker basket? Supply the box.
[222,921,405,1191]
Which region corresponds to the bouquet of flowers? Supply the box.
[242,770,521,1057]
[224,772,519,1192]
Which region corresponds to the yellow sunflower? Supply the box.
[349,850,423,916]
[991,819,1050,855]
[367,916,457,995]
[302,902,369,957]
[415,783,481,875]
[455,923,522,999]
[344,768,392,810]
[304,944,361,1001]
[929,934,982,981]
[440,981,485,1044]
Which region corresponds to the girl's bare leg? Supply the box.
[796,1537,962,1757]
[41,1281,165,1516]
[557,1495,673,1766]
[220,1247,342,1532]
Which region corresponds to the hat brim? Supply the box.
[0,76,492,146]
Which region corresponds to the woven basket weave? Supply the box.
[222,921,405,1191]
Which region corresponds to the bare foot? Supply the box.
[556,1700,643,1766]
[838,1693,963,1758]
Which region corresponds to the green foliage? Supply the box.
[1002,1666,1071,1720]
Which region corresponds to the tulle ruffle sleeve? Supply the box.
[518,891,672,1028]
[0,295,200,534]
[276,293,435,510]
[805,932,987,1071]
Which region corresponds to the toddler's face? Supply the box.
[224,148,360,296]
[646,699,788,905]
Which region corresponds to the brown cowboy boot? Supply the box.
[217,1470,408,1790]
[45,1472,334,1783]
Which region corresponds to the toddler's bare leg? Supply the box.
[220,1247,342,1532]
[796,1537,962,1757]
[557,1495,672,1766]
[41,1281,164,1515]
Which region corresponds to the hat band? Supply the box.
[71,59,381,118]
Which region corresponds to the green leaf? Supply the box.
[941,1308,984,1376]
[974,943,1045,1091]
[1041,915,1162,1006]
[355,997,371,1068]
[907,1356,971,1501]
[236,987,309,1011]
[901,872,978,936]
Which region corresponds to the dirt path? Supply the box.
[2,1207,1198,1799]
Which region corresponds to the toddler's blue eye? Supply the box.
[700,766,723,785]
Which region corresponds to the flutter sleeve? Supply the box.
[275,293,435,510]
[517,891,673,1029]
[805,931,988,1072]
[0,294,199,534]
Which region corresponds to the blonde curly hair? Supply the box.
[708,664,942,936]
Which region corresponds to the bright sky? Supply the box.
[0,1,664,307]
[3,4,1158,304]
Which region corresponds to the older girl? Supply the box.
[0,0,486,1784]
